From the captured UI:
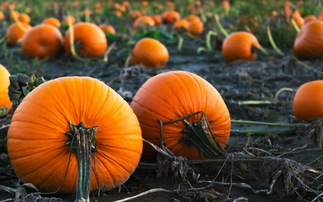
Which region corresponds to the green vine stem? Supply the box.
[291,18,300,32]
[206,31,217,52]
[65,122,98,202]
[177,36,184,51]
[214,15,229,37]
[274,87,296,100]
[231,119,298,128]
[159,111,227,158]
[231,128,297,135]
[266,26,285,57]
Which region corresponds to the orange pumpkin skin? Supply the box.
[21,24,63,59]
[0,64,12,111]
[18,13,30,24]
[150,14,163,25]
[293,80,323,121]
[133,16,155,31]
[6,22,32,46]
[42,17,61,28]
[173,19,189,31]
[64,22,108,58]
[222,31,261,62]
[161,10,180,24]
[130,71,231,160]
[187,19,204,36]
[99,24,116,35]
[293,20,323,59]
[130,37,169,69]
[7,76,143,194]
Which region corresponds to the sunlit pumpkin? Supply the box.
[130,70,231,161]
[293,80,323,121]
[173,19,189,31]
[185,15,201,23]
[99,24,116,35]
[0,11,4,20]
[161,10,180,24]
[133,16,155,31]
[6,22,32,46]
[8,76,143,199]
[130,37,169,69]
[303,15,317,24]
[0,64,12,113]
[18,13,30,24]
[64,22,107,58]
[150,14,163,25]
[42,17,61,28]
[21,24,63,59]
[293,20,323,59]
[186,18,204,36]
[292,10,304,28]
[222,31,263,62]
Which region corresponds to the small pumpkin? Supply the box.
[173,19,189,31]
[0,64,12,114]
[18,13,30,24]
[21,24,63,59]
[186,18,204,36]
[99,24,116,35]
[6,22,32,46]
[150,14,163,25]
[64,22,107,58]
[130,37,169,69]
[0,11,4,21]
[130,70,231,161]
[8,76,143,200]
[293,20,323,59]
[42,17,61,28]
[292,80,323,121]
[292,10,304,28]
[222,31,264,62]
[133,16,155,31]
[161,10,181,24]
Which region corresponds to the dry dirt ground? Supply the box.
[0,45,323,201]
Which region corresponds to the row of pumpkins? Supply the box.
[5,11,323,67]
[1,62,323,200]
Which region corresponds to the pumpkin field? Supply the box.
[1,0,323,201]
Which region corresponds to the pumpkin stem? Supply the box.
[160,111,227,158]
[65,121,98,202]
[206,30,217,52]
[214,15,229,37]
[177,36,184,51]
[266,26,285,57]
[10,10,29,32]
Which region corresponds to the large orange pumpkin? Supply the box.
[222,31,263,62]
[292,80,323,121]
[130,37,169,69]
[6,22,32,45]
[8,77,143,200]
[64,22,107,58]
[0,64,12,113]
[130,71,231,161]
[293,20,323,59]
[21,24,63,59]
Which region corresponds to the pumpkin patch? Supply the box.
[1,1,323,202]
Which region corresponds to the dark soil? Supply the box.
[1,41,323,202]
